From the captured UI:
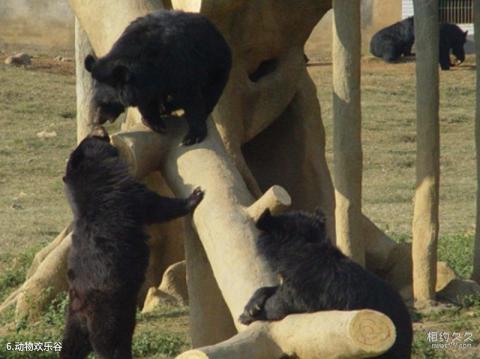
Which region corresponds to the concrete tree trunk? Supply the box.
[75,17,95,143]
[181,223,236,345]
[332,0,364,266]
[412,0,440,308]
[473,0,480,283]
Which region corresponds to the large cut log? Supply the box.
[176,310,396,359]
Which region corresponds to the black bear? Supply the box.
[370,16,415,63]
[239,209,413,359]
[439,23,468,70]
[60,127,204,359]
[85,10,232,145]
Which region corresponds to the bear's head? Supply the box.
[89,82,126,125]
[63,127,118,184]
[255,209,329,268]
[85,54,132,86]
[84,54,134,125]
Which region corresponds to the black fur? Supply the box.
[85,10,232,145]
[240,209,413,359]
[370,17,415,63]
[439,23,467,70]
[60,127,204,359]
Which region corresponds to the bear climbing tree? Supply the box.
[2,0,480,358]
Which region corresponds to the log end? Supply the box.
[348,309,396,356]
[175,349,210,359]
[247,185,291,221]
[268,186,291,212]
[110,128,168,179]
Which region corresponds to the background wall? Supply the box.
[306,0,402,62]
[0,0,74,52]
[0,0,401,57]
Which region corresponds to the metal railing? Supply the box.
[439,0,473,24]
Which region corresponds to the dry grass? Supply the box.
[0,59,76,264]
[308,55,477,238]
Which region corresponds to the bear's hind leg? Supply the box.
[260,288,294,322]
[60,311,92,359]
[380,41,401,63]
[239,286,279,325]
[88,300,136,359]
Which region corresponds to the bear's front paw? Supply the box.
[187,187,204,209]
[239,312,255,325]
[244,300,263,318]
[182,130,206,146]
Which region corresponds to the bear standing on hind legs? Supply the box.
[60,127,204,359]
[84,10,232,146]
[240,209,413,359]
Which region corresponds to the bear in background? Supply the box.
[60,127,204,359]
[85,10,232,145]
[439,23,468,70]
[239,209,413,359]
[370,16,415,63]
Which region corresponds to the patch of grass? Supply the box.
[438,234,474,278]
[43,293,69,327]
[133,331,186,358]
[0,291,65,359]
[413,330,448,359]
[412,303,480,359]
[0,245,42,302]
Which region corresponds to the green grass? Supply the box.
[0,53,480,357]
[0,245,40,303]
[438,234,474,279]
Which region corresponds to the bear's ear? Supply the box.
[256,209,274,231]
[84,54,96,73]
[112,64,131,85]
[464,30,469,38]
